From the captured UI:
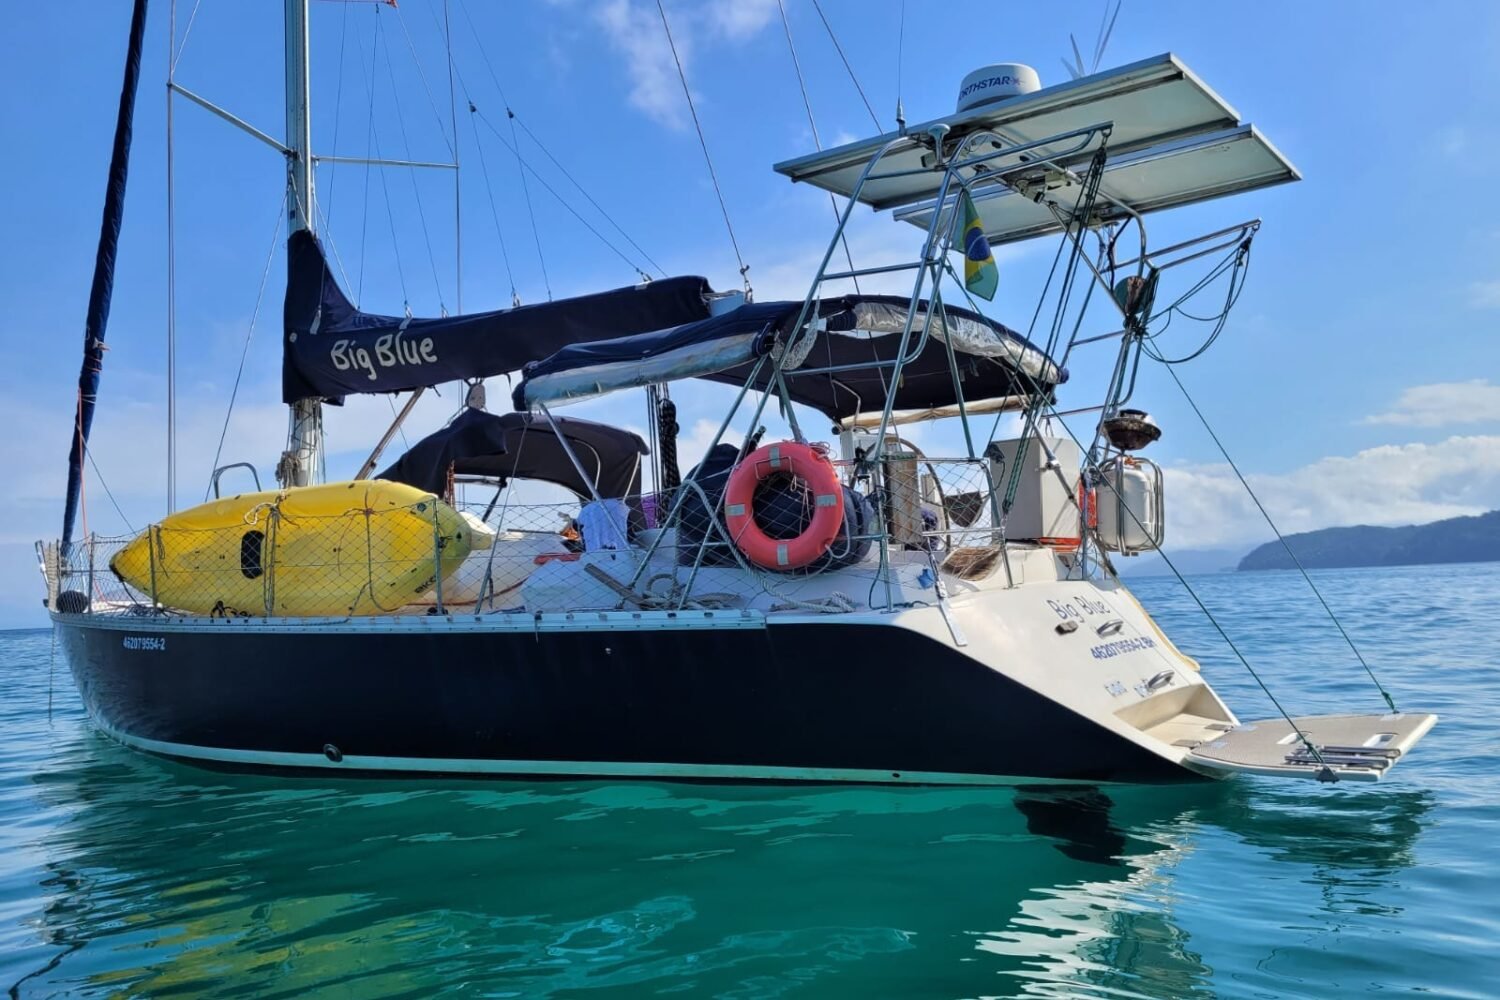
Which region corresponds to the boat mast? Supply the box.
[279,0,322,488]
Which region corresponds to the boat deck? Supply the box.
[1186,713,1438,782]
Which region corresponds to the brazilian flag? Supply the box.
[959,189,997,301]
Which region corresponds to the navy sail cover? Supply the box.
[515,294,1065,421]
[63,0,149,554]
[282,231,716,402]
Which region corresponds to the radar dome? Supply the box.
[956,64,1041,113]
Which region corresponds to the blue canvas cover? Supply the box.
[377,407,648,500]
[513,301,789,409]
[514,295,1065,421]
[281,231,717,402]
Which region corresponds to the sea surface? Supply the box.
[2,563,1498,998]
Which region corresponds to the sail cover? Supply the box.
[514,295,1065,421]
[282,231,716,402]
[62,0,149,555]
[377,407,648,500]
[511,301,789,409]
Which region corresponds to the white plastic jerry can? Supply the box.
[1097,456,1164,554]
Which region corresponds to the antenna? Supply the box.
[1061,0,1122,80]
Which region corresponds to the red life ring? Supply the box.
[723,441,845,570]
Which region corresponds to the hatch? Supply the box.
[1186,713,1438,782]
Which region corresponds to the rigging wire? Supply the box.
[472,107,661,281]
[165,0,178,513]
[356,6,380,305]
[935,263,1335,771]
[807,0,882,132]
[1159,363,1400,713]
[426,0,665,284]
[206,190,288,500]
[1043,392,1333,770]
[447,0,551,298]
[390,4,456,155]
[85,448,134,535]
[452,0,663,279]
[444,0,462,312]
[774,0,861,294]
[942,220,1385,766]
[465,102,520,304]
[322,0,353,232]
[511,104,552,301]
[379,13,448,312]
[509,116,664,281]
[655,0,752,293]
[376,156,412,311]
[315,198,357,292]
[170,0,204,74]
[386,394,411,452]
[346,6,417,313]
[366,11,413,312]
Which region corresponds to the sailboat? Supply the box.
[40,0,1436,785]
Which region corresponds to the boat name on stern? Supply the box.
[1045,595,1113,621]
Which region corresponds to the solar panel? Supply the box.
[771,53,1298,234]
[893,125,1299,245]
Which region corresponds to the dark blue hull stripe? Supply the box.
[56,617,1197,785]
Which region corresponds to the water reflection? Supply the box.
[15,730,1432,999]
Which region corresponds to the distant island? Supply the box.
[1237,510,1500,571]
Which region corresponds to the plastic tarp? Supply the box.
[281,230,716,402]
[377,407,648,500]
[514,295,1065,421]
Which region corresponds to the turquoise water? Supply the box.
[2,564,1498,998]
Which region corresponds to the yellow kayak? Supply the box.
[110,480,476,617]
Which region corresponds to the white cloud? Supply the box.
[2,387,287,529]
[702,0,779,41]
[595,0,688,129]
[0,374,499,544]
[1163,434,1500,549]
[1363,379,1500,428]
[1468,279,1500,308]
[675,416,743,471]
[592,0,777,129]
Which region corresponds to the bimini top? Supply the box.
[282,231,720,403]
[377,407,648,499]
[513,295,1065,425]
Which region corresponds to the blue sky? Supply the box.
[3,0,1499,625]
